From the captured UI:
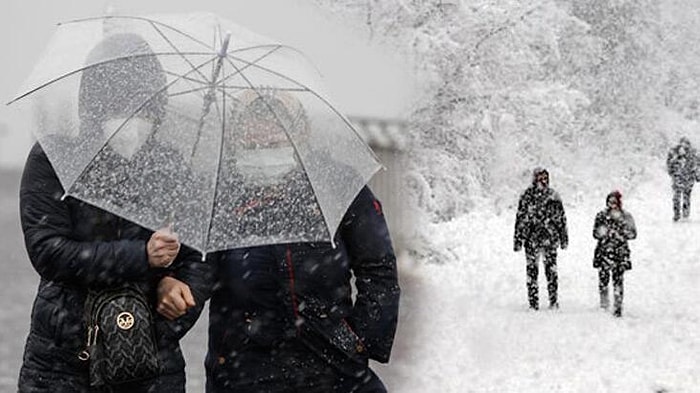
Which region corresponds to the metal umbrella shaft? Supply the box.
[192,32,231,158]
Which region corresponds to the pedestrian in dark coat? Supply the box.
[592,191,636,317]
[18,33,211,393]
[205,187,399,393]
[666,137,699,221]
[201,92,400,393]
[514,167,568,310]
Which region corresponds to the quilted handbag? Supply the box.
[79,284,160,386]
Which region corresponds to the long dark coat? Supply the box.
[667,141,699,189]
[205,186,400,389]
[18,143,211,391]
[514,185,568,250]
[592,208,637,270]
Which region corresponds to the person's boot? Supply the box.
[548,291,559,310]
[527,278,539,310]
[613,286,623,317]
[528,297,539,311]
[613,307,622,318]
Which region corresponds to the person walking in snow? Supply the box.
[666,137,699,221]
[592,191,637,317]
[514,167,568,310]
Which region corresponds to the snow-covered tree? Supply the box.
[312,0,700,225]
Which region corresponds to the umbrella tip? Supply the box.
[218,31,232,57]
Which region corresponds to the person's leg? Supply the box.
[682,186,692,218]
[612,268,624,317]
[544,248,559,309]
[673,185,682,221]
[598,267,610,309]
[525,248,540,310]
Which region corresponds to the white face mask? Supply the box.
[237,146,299,186]
[102,117,153,159]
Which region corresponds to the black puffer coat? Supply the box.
[592,208,637,270]
[18,142,211,390]
[514,176,568,250]
[667,138,699,189]
[205,186,400,386]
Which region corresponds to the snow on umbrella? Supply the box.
[8,13,381,254]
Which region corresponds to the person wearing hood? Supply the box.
[514,167,568,310]
[592,191,637,317]
[18,33,211,392]
[666,137,699,221]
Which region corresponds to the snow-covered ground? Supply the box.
[384,164,700,392]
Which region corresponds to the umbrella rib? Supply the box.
[8,52,215,105]
[202,69,229,252]
[163,70,210,87]
[148,21,211,84]
[63,56,218,196]
[224,53,383,167]
[62,15,215,51]
[212,45,281,89]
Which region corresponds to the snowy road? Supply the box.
[390,168,700,392]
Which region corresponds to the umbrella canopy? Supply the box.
[9,12,382,254]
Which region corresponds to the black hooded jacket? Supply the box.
[514,169,568,250]
[592,193,637,270]
[667,138,699,188]
[18,33,211,389]
[205,187,400,381]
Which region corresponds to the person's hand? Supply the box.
[147,226,180,268]
[156,276,196,320]
[514,241,522,252]
[595,226,608,238]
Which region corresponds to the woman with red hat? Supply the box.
[592,191,637,317]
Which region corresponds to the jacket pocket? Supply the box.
[299,314,368,376]
[33,283,86,352]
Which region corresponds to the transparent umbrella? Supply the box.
[8,13,381,254]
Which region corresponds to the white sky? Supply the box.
[0,0,419,166]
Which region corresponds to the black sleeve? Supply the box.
[555,197,568,245]
[514,192,527,246]
[593,212,606,240]
[20,143,150,287]
[158,247,214,340]
[623,213,637,240]
[341,186,400,363]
